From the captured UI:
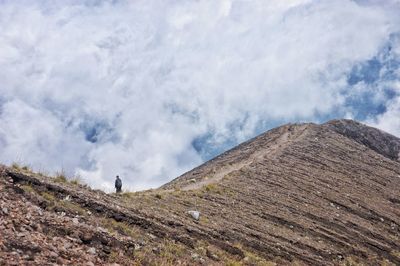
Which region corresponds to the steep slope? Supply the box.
[327,119,400,161]
[1,119,400,265]
[156,120,400,265]
[161,123,309,191]
[0,167,209,265]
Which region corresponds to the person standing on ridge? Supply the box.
[115,175,122,193]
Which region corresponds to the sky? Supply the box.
[0,0,400,191]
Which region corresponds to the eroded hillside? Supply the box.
[1,119,400,265]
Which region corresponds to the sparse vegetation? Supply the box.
[205,183,216,191]
[100,217,140,238]
[59,200,86,215]
[391,250,400,258]
[108,250,120,263]
[171,189,182,198]
[243,250,277,266]
[339,256,364,266]
[70,177,81,185]
[159,240,186,263]
[380,259,397,266]
[226,260,243,266]
[54,172,84,186]
[200,216,210,224]
[54,173,67,183]
[155,193,163,199]
[41,191,56,201]
[203,183,224,194]
[39,190,87,215]
[11,162,20,170]
[20,184,35,193]
[121,191,136,199]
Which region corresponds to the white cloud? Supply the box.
[0,0,399,190]
[368,80,400,136]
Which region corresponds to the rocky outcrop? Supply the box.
[326,119,400,161]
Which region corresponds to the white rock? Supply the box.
[35,207,43,216]
[72,218,79,224]
[188,210,200,220]
[64,195,71,201]
[97,227,108,233]
[88,247,96,255]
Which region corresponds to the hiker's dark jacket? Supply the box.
[115,178,122,189]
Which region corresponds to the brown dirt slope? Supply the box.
[1,119,400,265]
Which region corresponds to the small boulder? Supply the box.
[88,247,96,255]
[63,195,71,201]
[188,210,200,220]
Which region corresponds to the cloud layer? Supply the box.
[0,0,400,190]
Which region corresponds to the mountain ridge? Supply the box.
[325,119,400,161]
[163,119,400,191]
[1,119,400,265]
